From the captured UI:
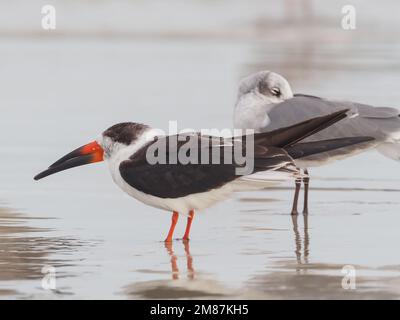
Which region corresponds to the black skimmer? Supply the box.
[34,110,373,241]
[234,70,400,214]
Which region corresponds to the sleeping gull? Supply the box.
[234,70,400,214]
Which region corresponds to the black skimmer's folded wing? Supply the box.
[119,134,294,199]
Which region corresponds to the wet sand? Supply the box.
[1,0,400,299]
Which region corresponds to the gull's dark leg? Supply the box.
[291,176,302,215]
[303,169,310,214]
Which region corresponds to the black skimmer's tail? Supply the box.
[34,109,373,241]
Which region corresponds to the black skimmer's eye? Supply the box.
[34,141,104,180]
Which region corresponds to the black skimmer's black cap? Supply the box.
[103,122,150,145]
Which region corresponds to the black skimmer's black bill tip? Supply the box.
[34,141,104,181]
[34,154,95,180]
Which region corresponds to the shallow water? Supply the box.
[1,0,400,299]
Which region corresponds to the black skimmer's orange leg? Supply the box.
[182,210,195,241]
[165,211,179,242]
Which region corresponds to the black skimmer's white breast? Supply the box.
[34,110,373,241]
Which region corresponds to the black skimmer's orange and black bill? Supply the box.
[34,110,374,242]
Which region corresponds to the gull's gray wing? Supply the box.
[262,95,400,163]
[264,95,400,142]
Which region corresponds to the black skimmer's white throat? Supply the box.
[34,110,373,241]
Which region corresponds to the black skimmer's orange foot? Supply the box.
[164,211,179,243]
[164,210,194,242]
[34,111,374,241]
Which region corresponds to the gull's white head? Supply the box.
[234,71,294,131]
[237,70,293,103]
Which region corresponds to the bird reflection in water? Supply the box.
[291,213,310,271]
[0,205,85,297]
[124,241,231,299]
[164,241,195,280]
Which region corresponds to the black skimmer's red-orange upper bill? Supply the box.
[34,110,374,241]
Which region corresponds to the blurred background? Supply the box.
[1,0,400,299]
